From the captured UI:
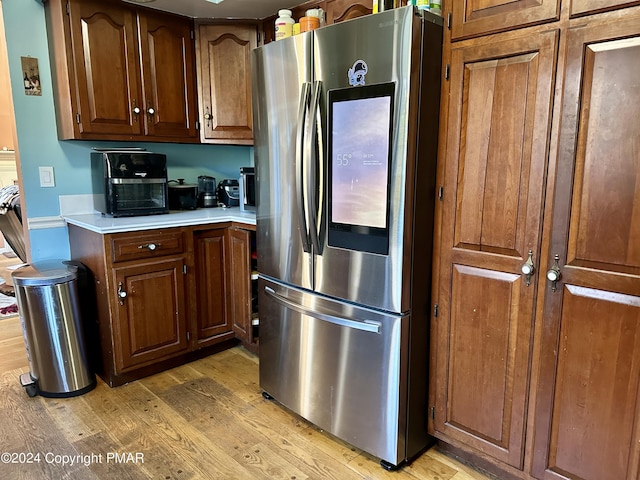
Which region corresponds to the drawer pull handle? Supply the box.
[117,282,127,305]
[138,243,161,251]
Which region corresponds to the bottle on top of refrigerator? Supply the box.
[305,7,325,26]
[275,9,294,40]
[373,0,398,13]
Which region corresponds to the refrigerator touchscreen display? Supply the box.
[328,82,394,255]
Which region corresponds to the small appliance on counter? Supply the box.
[91,149,168,217]
[198,175,217,208]
[218,179,239,207]
[239,167,256,212]
[168,179,198,210]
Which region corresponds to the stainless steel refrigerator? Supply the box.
[251,6,443,469]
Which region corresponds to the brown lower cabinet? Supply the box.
[431,5,640,480]
[68,222,257,387]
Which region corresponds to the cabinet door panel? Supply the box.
[570,0,640,17]
[228,228,251,343]
[543,287,640,480]
[196,24,256,144]
[325,0,372,24]
[194,230,232,345]
[68,0,142,136]
[139,11,198,139]
[114,258,188,371]
[447,265,525,445]
[532,14,640,480]
[451,0,559,40]
[433,30,557,468]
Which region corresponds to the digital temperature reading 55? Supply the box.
[336,153,376,166]
[336,153,352,166]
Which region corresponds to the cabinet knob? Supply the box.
[521,249,535,286]
[147,106,155,115]
[546,254,562,292]
[137,243,160,251]
[203,107,212,127]
[117,282,128,305]
[132,100,141,122]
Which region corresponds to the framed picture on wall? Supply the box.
[20,56,41,96]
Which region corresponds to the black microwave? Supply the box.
[239,167,256,212]
[91,150,169,217]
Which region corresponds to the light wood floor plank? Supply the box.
[0,318,27,371]
[426,449,496,480]
[42,394,105,444]
[404,450,459,480]
[190,351,262,404]
[234,441,311,480]
[112,380,257,479]
[0,369,94,479]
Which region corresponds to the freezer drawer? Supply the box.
[258,276,408,465]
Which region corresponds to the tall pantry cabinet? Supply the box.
[431,2,640,480]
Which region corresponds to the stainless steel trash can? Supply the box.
[12,260,96,398]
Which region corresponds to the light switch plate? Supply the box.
[39,166,55,187]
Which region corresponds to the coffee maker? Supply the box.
[197,175,217,207]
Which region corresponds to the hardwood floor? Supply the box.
[0,315,492,480]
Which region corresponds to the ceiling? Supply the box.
[122,0,302,20]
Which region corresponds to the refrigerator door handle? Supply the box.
[264,286,382,334]
[307,81,323,253]
[296,82,312,253]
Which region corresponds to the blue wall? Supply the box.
[2,0,253,261]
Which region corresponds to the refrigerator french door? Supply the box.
[252,6,443,468]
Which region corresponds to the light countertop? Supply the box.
[64,207,256,234]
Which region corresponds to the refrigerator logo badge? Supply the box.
[348,60,368,86]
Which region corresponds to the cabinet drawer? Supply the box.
[110,230,185,263]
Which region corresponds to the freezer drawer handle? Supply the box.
[264,286,381,334]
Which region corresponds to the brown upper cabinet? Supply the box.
[195,23,257,145]
[325,0,373,23]
[292,0,373,24]
[448,0,559,40]
[44,0,198,142]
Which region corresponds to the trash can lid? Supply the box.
[11,260,78,286]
